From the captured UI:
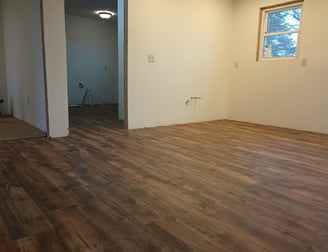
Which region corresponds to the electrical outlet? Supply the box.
[301,58,308,67]
[234,61,239,69]
[148,53,155,63]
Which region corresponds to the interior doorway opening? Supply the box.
[64,0,126,129]
[0,0,47,140]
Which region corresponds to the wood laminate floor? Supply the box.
[0,117,45,141]
[0,105,327,251]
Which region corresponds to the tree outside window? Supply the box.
[257,1,303,60]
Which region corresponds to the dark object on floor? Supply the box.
[78,83,93,105]
[0,98,4,116]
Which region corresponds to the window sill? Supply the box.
[257,56,297,62]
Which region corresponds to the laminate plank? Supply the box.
[0,236,18,252]
[0,216,19,252]
[147,217,229,252]
[5,158,74,212]
[0,163,53,240]
[78,202,174,252]
[17,231,66,252]
[48,207,111,252]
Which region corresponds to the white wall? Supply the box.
[118,0,125,120]
[12,0,325,136]
[66,15,118,106]
[0,5,7,114]
[228,0,328,134]
[127,0,233,129]
[42,0,69,137]
[1,0,47,131]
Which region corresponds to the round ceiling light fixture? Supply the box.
[96,10,114,19]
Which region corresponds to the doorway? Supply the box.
[0,0,47,140]
[64,0,126,129]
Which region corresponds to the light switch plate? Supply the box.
[301,58,308,66]
[148,53,155,63]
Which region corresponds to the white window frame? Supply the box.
[257,0,304,61]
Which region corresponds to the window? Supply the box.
[257,1,303,60]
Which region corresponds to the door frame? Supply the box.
[40,0,129,135]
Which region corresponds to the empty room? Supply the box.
[0,0,327,251]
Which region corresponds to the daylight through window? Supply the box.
[257,1,303,60]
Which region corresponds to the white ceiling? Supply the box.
[65,0,118,22]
